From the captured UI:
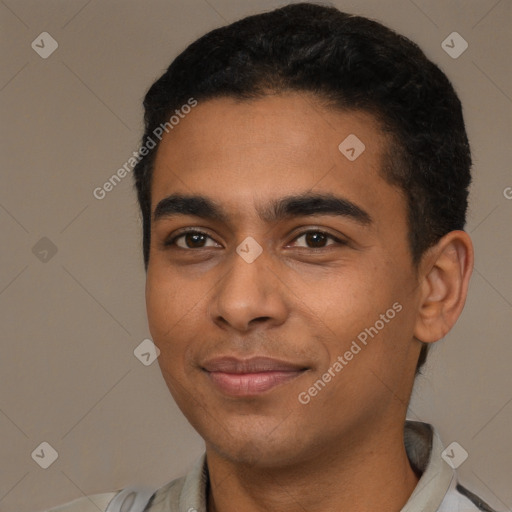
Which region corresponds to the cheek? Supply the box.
[313,268,388,328]
[146,279,188,384]
[146,275,173,338]
[145,265,211,364]
[146,266,191,341]
[314,265,411,361]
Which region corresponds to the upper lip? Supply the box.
[202,356,307,374]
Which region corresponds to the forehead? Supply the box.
[151,93,403,221]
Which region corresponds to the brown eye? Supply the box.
[305,232,328,247]
[182,233,208,248]
[291,230,343,249]
[167,231,220,249]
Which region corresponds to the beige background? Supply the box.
[0,0,510,511]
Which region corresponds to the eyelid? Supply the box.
[286,228,347,248]
[164,228,222,248]
[164,227,347,249]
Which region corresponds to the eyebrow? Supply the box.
[153,192,372,226]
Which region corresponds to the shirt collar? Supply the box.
[174,420,454,512]
[401,421,455,512]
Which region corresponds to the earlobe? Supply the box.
[413,231,474,344]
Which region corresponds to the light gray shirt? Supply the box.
[44,421,499,512]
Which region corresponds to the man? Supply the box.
[45,2,499,511]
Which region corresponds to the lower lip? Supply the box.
[206,370,303,396]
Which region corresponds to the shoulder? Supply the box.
[39,455,206,512]
[41,486,156,512]
[142,475,188,511]
[41,492,118,512]
[402,422,503,512]
[438,479,501,512]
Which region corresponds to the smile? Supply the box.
[202,356,308,397]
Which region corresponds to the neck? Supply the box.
[206,420,419,512]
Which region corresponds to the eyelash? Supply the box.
[164,228,346,250]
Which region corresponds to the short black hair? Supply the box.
[133,2,472,373]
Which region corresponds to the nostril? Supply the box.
[250,316,272,325]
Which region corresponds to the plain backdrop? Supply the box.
[0,1,510,511]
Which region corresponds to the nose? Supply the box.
[209,242,289,333]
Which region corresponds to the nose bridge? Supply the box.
[211,238,287,331]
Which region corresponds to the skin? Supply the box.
[145,92,474,512]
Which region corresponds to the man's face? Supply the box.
[146,93,423,467]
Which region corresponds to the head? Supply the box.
[133,3,473,467]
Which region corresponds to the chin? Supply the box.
[211,437,304,469]
[198,415,313,469]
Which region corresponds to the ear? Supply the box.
[414,230,474,344]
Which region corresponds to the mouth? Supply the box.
[201,356,309,397]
